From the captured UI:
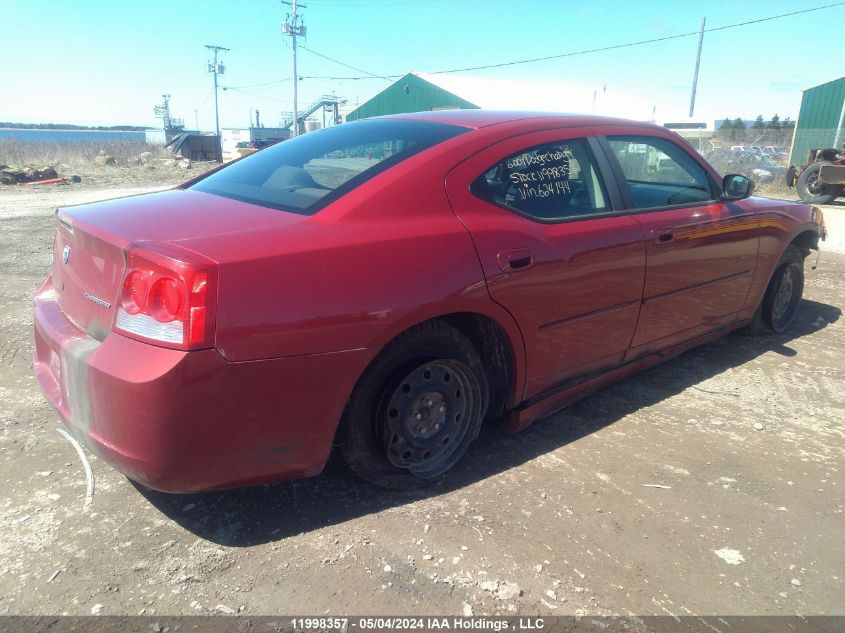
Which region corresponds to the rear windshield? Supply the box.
[189,119,468,214]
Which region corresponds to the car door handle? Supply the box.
[497,249,534,272]
[655,229,676,244]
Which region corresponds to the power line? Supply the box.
[223,86,293,104]
[300,45,391,80]
[425,2,845,75]
[192,87,216,123]
[300,75,385,81]
[307,2,845,80]
[222,77,293,90]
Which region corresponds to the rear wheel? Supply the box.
[744,245,805,335]
[796,162,840,204]
[338,320,488,490]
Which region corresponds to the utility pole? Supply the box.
[205,44,230,138]
[688,17,705,118]
[281,0,307,136]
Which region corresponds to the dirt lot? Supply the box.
[0,182,842,618]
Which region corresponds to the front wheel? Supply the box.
[338,320,488,490]
[796,162,840,204]
[745,245,805,335]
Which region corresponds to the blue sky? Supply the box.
[2,0,843,129]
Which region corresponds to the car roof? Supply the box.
[376,109,659,130]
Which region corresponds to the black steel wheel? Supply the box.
[796,162,839,204]
[381,359,476,478]
[763,259,804,332]
[338,320,488,490]
[745,245,805,335]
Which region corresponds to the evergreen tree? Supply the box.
[732,118,747,144]
[766,115,783,145]
[717,118,734,144]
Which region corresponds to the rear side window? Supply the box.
[606,136,717,209]
[189,119,468,215]
[470,140,610,222]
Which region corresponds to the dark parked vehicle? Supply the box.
[33,112,827,493]
[235,139,284,150]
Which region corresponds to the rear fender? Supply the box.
[366,298,528,408]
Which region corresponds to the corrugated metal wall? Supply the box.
[346,73,479,121]
[790,76,845,164]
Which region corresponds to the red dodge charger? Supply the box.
[32,111,826,492]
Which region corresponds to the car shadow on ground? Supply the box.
[136,299,841,546]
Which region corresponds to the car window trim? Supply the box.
[596,134,724,214]
[587,135,626,211]
[188,120,471,216]
[467,134,629,225]
[484,206,631,225]
[600,197,720,215]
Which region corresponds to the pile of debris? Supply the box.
[0,164,81,186]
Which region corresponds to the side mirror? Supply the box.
[722,174,754,201]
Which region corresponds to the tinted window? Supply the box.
[470,140,609,222]
[607,136,716,209]
[190,119,468,215]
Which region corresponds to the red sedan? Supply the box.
[33,111,826,492]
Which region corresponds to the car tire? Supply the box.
[743,245,805,335]
[338,320,489,490]
[785,166,797,188]
[795,162,839,204]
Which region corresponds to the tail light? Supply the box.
[114,243,217,350]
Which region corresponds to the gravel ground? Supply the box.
[0,184,842,617]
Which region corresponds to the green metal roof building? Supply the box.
[790,76,845,164]
[346,73,479,122]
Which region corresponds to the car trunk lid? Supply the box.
[52,214,127,341]
[52,188,307,341]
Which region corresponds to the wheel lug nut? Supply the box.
[415,413,422,420]
[438,405,446,413]
[434,423,441,431]
[425,398,433,406]
[417,426,425,434]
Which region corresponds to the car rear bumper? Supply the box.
[32,276,377,493]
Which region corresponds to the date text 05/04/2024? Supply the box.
[289,617,547,631]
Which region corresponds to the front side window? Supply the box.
[470,139,609,222]
[606,136,716,209]
[189,119,468,215]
